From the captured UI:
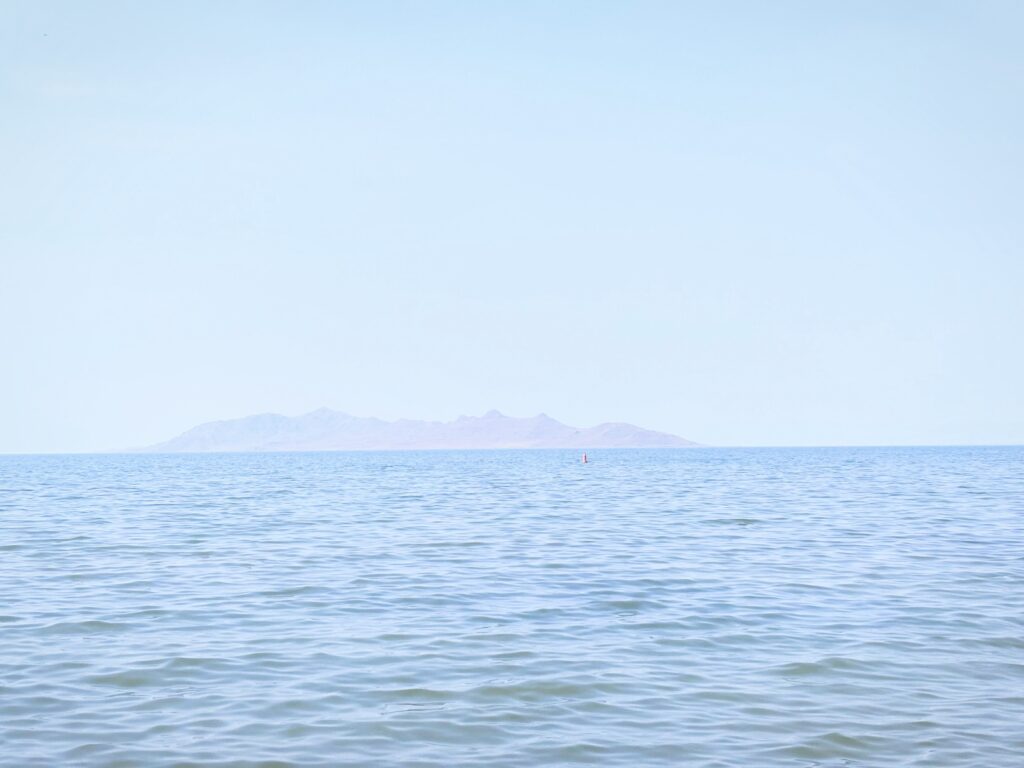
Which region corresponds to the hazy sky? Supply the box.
[2,1,1022,452]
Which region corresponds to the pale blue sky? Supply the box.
[2,1,1022,452]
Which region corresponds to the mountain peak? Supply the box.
[306,407,343,417]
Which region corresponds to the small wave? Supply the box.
[772,656,871,677]
[40,619,129,635]
[701,517,763,526]
[85,671,158,688]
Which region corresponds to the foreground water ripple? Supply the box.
[1,447,1022,766]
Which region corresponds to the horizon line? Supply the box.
[2,443,1023,457]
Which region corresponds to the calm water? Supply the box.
[1,448,1022,767]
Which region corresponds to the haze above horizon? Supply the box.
[2,1,1022,453]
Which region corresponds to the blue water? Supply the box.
[1,447,1022,767]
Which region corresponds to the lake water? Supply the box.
[1,447,1022,767]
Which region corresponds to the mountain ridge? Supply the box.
[141,409,698,452]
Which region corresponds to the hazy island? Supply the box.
[141,409,698,452]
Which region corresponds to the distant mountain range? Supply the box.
[141,409,697,452]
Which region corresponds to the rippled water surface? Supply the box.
[1,448,1023,767]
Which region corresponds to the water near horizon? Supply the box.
[1,447,1022,767]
